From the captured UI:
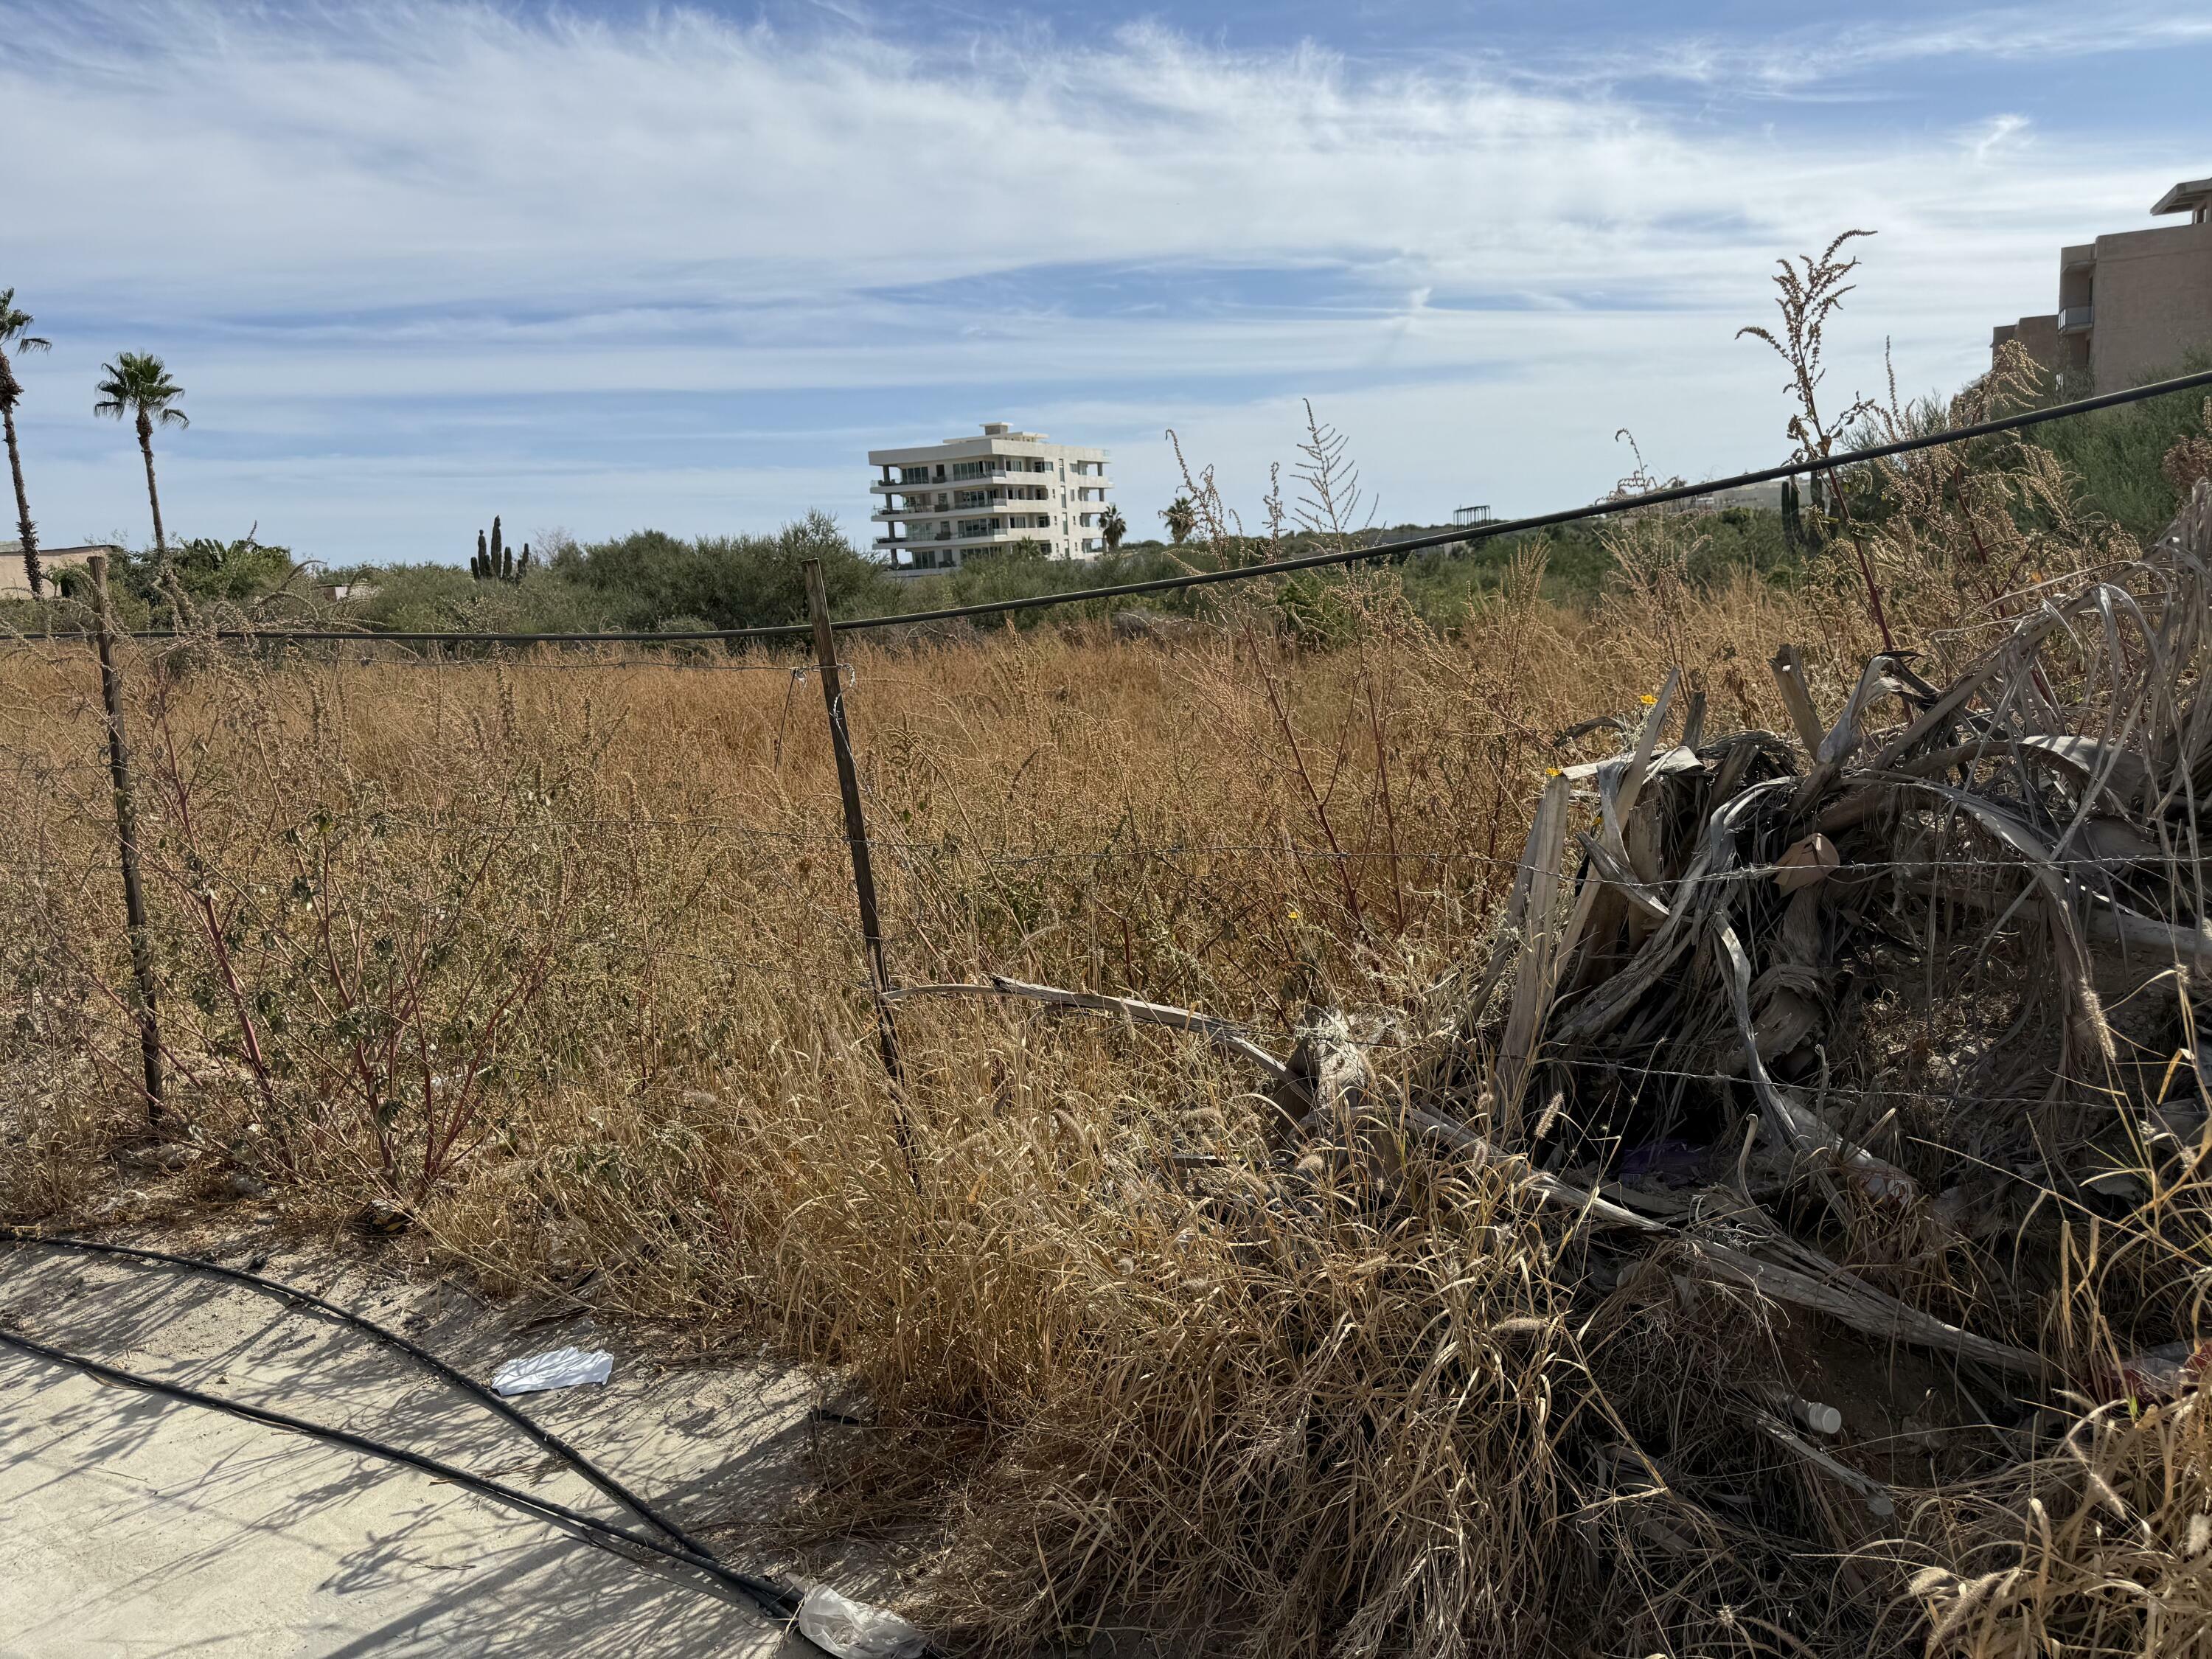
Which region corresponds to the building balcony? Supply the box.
[2057,305,2094,335]
[873,497,1059,524]
[874,463,1100,493]
[874,521,1050,549]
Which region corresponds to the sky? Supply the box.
[4,1,2210,567]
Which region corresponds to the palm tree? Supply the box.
[1159,495,1196,546]
[1098,504,1127,552]
[94,352,188,560]
[0,289,52,597]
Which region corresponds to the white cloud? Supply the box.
[1588,6,2212,94]
[1970,114,2034,164]
[0,1,2195,561]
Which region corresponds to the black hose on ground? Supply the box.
[0,1229,855,1646]
[1,1230,706,1561]
[0,1321,803,1624]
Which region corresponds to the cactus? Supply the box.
[470,520,529,582]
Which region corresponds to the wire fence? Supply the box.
[18,372,2212,1130]
[116,798,2212,883]
[42,791,2207,1040]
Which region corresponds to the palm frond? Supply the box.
[0,288,46,353]
[94,352,187,422]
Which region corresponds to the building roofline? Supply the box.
[2151,177,2212,215]
[868,421,1110,467]
[868,439,1109,465]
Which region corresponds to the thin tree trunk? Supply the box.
[1,382,39,597]
[136,413,166,558]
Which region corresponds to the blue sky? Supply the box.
[4,1,2209,566]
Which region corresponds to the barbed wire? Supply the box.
[25,793,2212,888]
[859,987,2202,1120]
[11,365,2208,653]
[91,802,2211,888]
[316,655,824,675]
[58,911,2194,1126]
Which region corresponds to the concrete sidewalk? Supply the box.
[0,1241,848,1658]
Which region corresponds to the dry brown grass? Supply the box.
[3,529,2208,1655]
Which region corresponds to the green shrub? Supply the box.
[2034,351,2212,540]
[170,535,294,602]
[563,511,897,631]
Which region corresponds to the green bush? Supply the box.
[356,565,623,636]
[2033,351,2212,540]
[561,511,897,631]
[170,535,295,602]
[347,512,899,637]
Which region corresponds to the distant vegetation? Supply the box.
[35,357,2206,647]
[2029,350,2212,540]
[310,508,1798,642]
[15,422,2205,642]
[1,252,2205,649]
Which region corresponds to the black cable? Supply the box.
[66,361,2212,650]
[0,1322,804,1627]
[0,1234,957,1652]
[2,1231,707,1565]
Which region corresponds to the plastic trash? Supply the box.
[2104,1340,2212,1403]
[490,1346,614,1397]
[794,1583,929,1659]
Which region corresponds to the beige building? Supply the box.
[869,422,1110,574]
[0,542,116,599]
[1994,176,2212,390]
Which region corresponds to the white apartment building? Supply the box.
[869,422,1111,574]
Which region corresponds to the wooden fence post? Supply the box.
[88,554,164,1118]
[803,560,921,1188]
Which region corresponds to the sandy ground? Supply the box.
[0,1231,900,1658]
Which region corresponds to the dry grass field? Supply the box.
[7,444,2212,1655]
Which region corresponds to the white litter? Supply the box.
[794,1584,929,1659]
[490,1346,614,1397]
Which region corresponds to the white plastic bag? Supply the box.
[794,1583,929,1659]
[490,1346,614,1397]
